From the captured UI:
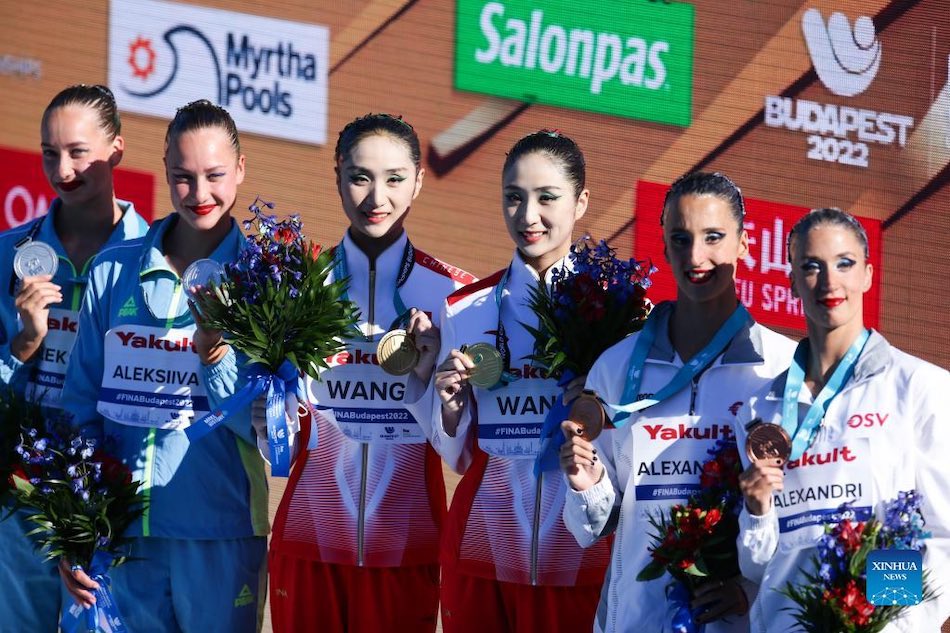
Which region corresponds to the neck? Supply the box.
[54,195,122,238]
[164,214,231,275]
[348,226,403,263]
[522,246,568,281]
[804,321,866,387]
[669,293,740,362]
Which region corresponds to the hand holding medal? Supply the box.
[377,308,440,380]
[738,419,789,516]
[568,390,607,441]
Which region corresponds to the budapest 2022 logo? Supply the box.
[109,0,329,145]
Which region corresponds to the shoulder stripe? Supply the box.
[446,268,505,306]
[414,249,476,286]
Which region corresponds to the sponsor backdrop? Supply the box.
[2,2,947,630]
[1,0,946,366]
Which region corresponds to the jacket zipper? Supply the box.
[357,265,376,566]
[530,471,543,585]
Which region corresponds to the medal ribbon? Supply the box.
[484,265,518,389]
[332,239,415,340]
[608,303,751,426]
[781,329,870,461]
[187,360,299,477]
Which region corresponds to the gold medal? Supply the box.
[745,421,792,466]
[570,391,606,441]
[377,329,420,376]
[461,343,504,389]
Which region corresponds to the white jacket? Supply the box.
[271,230,475,568]
[408,251,611,586]
[562,302,796,633]
[736,331,950,632]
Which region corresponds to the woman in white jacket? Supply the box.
[736,207,950,632]
[559,171,796,633]
[425,130,611,632]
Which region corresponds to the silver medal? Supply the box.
[13,240,59,279]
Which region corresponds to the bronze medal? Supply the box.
[745,421,792,465]
[377,329,419,376]
[569,391,606,441]
[462,343,504,389]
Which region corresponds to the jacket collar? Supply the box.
[763,329,890,400]
[140,213,244,277]
[644,301,766,366]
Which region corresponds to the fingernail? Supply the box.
[592,455,598,461]
[575,428,583,435]
[592,448,597,455]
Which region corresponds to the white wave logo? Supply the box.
[802,8,881,97]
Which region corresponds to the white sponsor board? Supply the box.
[109,0,329,145]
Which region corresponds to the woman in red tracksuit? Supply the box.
[267,114,474,632]
[420,130,611,632]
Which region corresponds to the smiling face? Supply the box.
[337,133,423,247]
[165,126,245,233]
[41,104,123,208]
[663,193,748,308]
[502,151,589,273]
[789,223,872,335]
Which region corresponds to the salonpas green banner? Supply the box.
[455,0,694,126]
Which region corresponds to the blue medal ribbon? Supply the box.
[781,329,870,461]
[483,265,518,390]
[609,303,751,426]
[60,550,128,633]
[667,580,705,633]
[533,368,576,475]
[187,360,299,477]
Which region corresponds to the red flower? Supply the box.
[703,508,722,530]
[274,227,295,245]
[93,450,132,486]
[309,242,322,261]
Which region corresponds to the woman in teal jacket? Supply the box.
[59,100,267,633]
[0,84,148,633]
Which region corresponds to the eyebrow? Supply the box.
[503,185,565,192]
[345,166,409,173]
[40,141,89,149]
[169,165,228,172]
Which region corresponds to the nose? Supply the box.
[367,181,387,209]
[56,154,74,181]
[522,198,541,226]
[194,176,210,202]
[688,241,708,267]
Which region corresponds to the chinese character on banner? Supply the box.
[0,146,154,232]
[633,180,881,332]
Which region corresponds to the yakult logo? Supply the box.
[109,0,329,145]
[802,8,881,98]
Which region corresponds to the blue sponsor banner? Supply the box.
[99,387,209,413]
[319,406,412,424]
[478,422,542,439]
[778,505,872,533]
[34,369,64,388]
[634,483,701,501]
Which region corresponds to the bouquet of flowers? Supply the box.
[187,197,360,476]
[1,388,45,506]
[781,491,934,632]
[637,438,745,632]
[529,238,654,471]
[11,418,144,632]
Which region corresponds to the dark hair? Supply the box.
[43,84,121,140]
[502,129,586,197]
[787,207,870,262]
[335,113,421,168]
[661,171,745,230]
[164,99,241,156]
